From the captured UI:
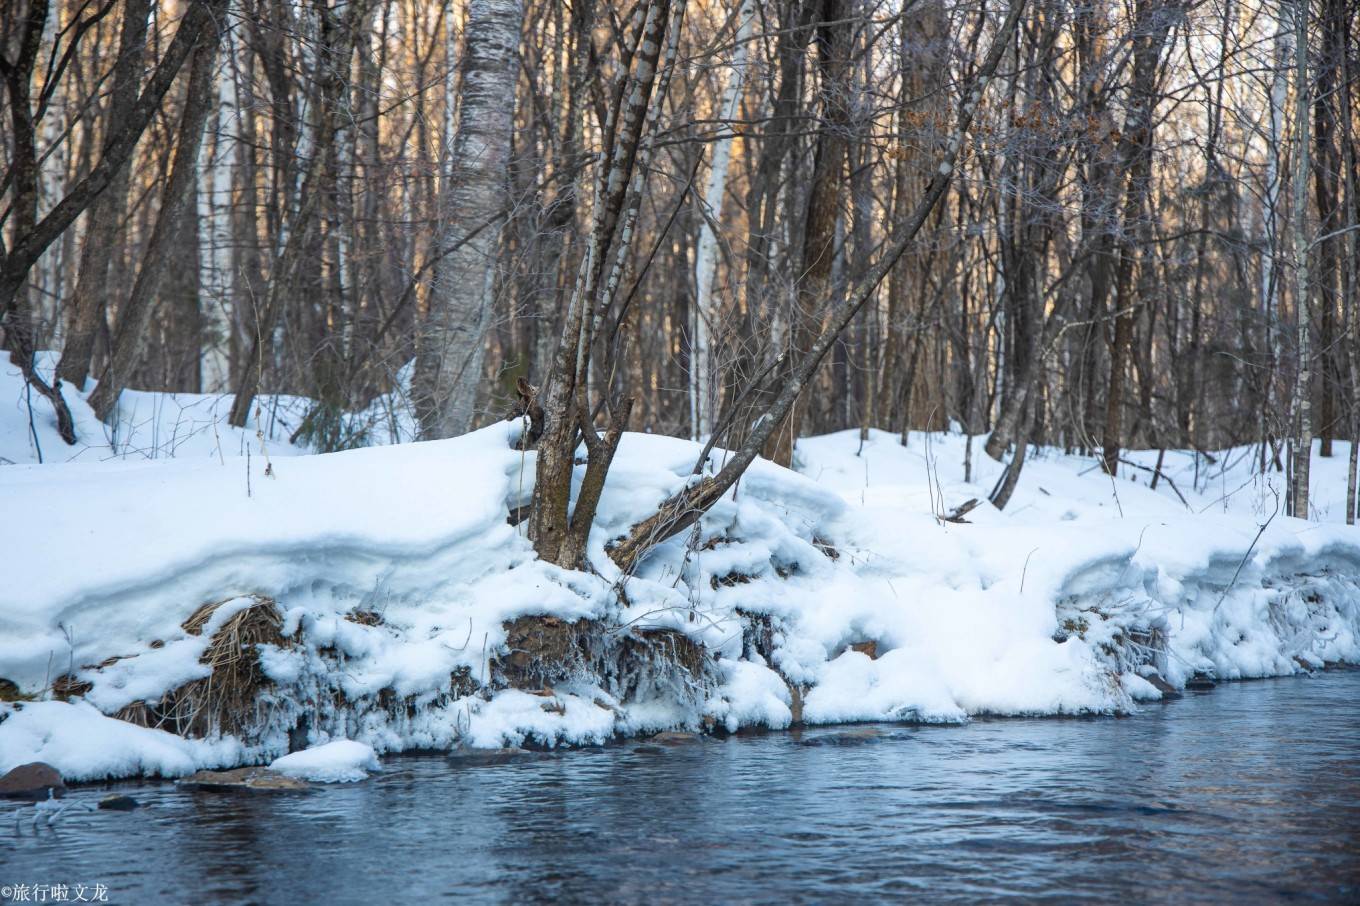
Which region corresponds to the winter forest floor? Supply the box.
[2,352,1359,782]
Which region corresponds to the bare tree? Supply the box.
[0,0,229,444]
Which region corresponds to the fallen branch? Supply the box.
[945,498,980,523]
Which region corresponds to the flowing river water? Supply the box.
[6,669,1360,903]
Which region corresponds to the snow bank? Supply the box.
[270,740,380,782]
[0,701,243,781]
[2,375,1359,780]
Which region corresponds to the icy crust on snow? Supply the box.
[2,412,1360,780]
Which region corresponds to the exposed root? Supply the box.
[493,616,602,690]
[609,628,713,705]
[491,616,716,709]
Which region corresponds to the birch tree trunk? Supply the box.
[1337,0,1359,523]
[1288,0,1312,518]
[200,14,242,393]
[690,0,755,440]
[1260,6,1291,470]
[413,0,524,440]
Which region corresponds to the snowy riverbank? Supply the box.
[2,357,1359,781]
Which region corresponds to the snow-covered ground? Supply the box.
[0,352,414,466]
[2,353,1358,781]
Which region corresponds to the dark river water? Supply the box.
[6,670,1360,904]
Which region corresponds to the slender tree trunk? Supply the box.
[762,0,856,467]
[1101,0,1175,476]
[1289,0,1312,518]
[530,0,685,569]
[1311,0,1341,457]
[89,34,220,422]
[1337,0,1359,523]
[690,0,755,440]
[57,0,152,390]
[414,0,524,439]
[1261,6,1292,472]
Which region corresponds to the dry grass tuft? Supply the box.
[81,653,138,670]
[148,595,290,739]
[113,701,153,727]
[0,677,32,702]
[50,673,93,700]
[344,609,384,627]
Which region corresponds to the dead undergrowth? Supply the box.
[113,595,291,741]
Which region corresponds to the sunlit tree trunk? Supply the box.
[56,0,152,391]
[89,35,220,423]
[413,0,524,439]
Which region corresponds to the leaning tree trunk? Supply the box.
[608,0,1029,573]
[413,0,524,440]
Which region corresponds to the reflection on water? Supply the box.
[7,670,1360,903]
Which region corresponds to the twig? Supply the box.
[1118,457,1190,508]
[1020,547,1040,594]
[1212,490,1279,614]
[24,376,44,464]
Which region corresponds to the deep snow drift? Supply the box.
[2,353,1359,780]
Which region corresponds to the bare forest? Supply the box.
[3,0,1358,552]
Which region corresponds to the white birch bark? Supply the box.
[1261,6,1291,460]
[690,0,756,440]
[414,0,523,439]
[1289,0,1312,518]
[201,15,239,392]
